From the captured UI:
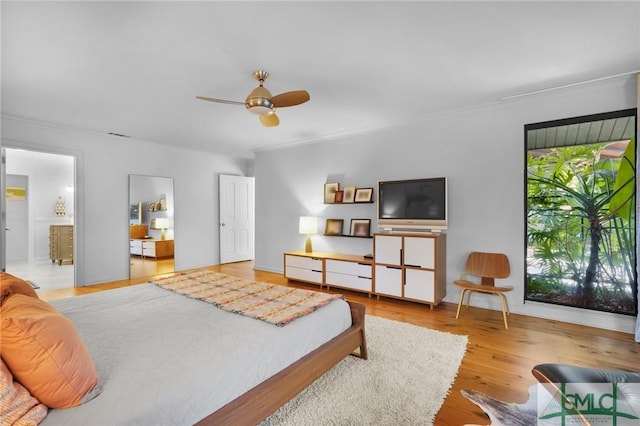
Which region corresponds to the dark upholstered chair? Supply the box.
[532,364,640,423]
[532,363,640,386]
[461,364,640,424]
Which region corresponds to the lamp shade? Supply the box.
[150,218,169,230]
[298,216,318,235]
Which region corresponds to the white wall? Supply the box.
[1,117,250,285]
[254,76,638,334]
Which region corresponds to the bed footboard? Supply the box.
[196,300,367,426]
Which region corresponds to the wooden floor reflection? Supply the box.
[35,256,175,301]
[129,255,174,279]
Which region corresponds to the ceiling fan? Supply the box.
[196,70,310,127]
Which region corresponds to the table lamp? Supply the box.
[298,216,318,253]
[150,218,169,240]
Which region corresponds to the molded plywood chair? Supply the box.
[454,252,512,329]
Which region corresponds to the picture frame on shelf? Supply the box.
[343,185,356,203]
[148,202,156,212]
[354,187,373,203]
[324,183,339,204]
[350,219,371,237]
[334,190,344,203]
[324,219,344,236]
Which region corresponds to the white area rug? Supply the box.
[265,315,468,425]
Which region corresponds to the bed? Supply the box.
[35,273,367,425]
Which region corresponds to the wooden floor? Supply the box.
[129,255,175,280]
[38,261,639,426]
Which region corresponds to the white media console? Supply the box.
[284,232,446,309]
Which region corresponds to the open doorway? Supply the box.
[2,148,75,290]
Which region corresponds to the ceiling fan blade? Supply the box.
[196,96,245,106]
[270,90,310,108]
[260,113,280,127]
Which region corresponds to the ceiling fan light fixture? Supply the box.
[196,70,308,127]
[246,85,273,115]
[246,102,273,115]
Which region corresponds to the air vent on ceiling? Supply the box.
[108,132,131,138]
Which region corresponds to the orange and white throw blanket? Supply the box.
[152,270,343,326]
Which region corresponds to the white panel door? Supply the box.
[5,174,29,262]
[0,149,5,271]
[219,175,255,264]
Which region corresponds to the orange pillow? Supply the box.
[0,358,48,425]
[0,272,38,306]
[0,294,98,409]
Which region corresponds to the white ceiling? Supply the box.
[2,1,639,159]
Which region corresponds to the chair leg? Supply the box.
[498,294,509,329]
[503,294,511,315]
[465,290,473,308]
[456,289,467,319]
[457,289,511,329]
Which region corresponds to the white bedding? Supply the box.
[41,283,352,425]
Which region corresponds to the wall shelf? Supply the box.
[324,234,372,239]
[323,201,374,205]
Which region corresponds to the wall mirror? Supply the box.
[128,174,175,279]
[525,108,637,315]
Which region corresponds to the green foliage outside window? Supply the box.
[526,136,636,315]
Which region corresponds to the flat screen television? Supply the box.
[377,177,447,232]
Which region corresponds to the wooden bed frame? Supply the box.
[196,300,368,425]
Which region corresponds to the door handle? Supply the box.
[220,223,226,227]
[5,228,10,231]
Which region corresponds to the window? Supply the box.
[525,109,637,315]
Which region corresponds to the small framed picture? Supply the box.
[350,219,371,237]
[324,219,344,236]
[354,187,373,203]
[148,202,156,212]
[6,186,26,201]
[324,183,339,204]
[334,190,344,203]
[343,185,356,203]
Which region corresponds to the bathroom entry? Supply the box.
[2,148,76,290]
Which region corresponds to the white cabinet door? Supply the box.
[374,265,402,296]
[374,235,402,265]
[130,240,142,255]
[286,266,322,284]
[285,255,323,284]
[404,268,435,302]
[286,255,322,270]
[404,237,435,269]
[326,272,372,292]
[142,241,156,258]
[325,259,371,277]
[325,260,372,292]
